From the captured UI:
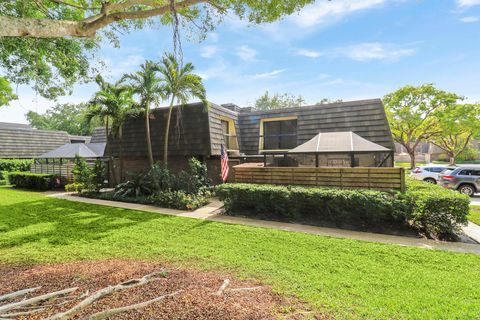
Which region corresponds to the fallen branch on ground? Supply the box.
[0,287,42,302]
[229,286,264,293]
[86,290,182,320]
[47,270,168,320]
[0,308,45,318]
[215,279,230,296]
[0,288,77,314]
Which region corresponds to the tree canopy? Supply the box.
[253,91,306,111]
[26,102,102,135]
[383,84,463,168]
[0,0,316,101]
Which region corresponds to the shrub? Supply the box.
[8,172,58,190]
[217,184,405,225]
[217,181,470,239]
[150,189,212,210]
[91,159,106,191]
[0,180,7,186]
[115,172,153,197]
[72,155,92,186]
[65,183,86,193]
[404,178,469,239]
[0,159,33,172]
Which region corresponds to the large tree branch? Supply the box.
[0,0,208,38]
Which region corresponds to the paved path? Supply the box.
[470,195,480,206]
[47,192,480,255]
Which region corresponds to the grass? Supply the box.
[469,206,480,225]
[1,187,480,319]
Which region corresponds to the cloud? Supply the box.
[336,42,416,61]
[236,45,257,61]
[200,45,219,58]
[460,16,480,22]
[457,0,480,8]
[290,0,386,28]
[251,69,286,79]
[101,54,145,77]
[295,49,324,58]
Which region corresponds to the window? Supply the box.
[459,169,480,176]
[263,119,297,150]
[220,118,238,150]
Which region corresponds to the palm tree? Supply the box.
[157,53,208,167]
[87,75,135,184]
[121,61,163,169]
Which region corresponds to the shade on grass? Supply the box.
[470,206,480,225]
[1,187,480,319]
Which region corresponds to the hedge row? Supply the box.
[0,159,33,172]
[8,172,58,191]
[217,179,470,239]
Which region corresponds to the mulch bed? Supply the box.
[0,260,324,319]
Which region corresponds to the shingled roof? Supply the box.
[0,122,92,159]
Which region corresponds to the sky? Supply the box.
[2,0,480,124]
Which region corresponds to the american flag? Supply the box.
[220,144,229,182]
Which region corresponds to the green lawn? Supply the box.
[1,187,480,319]
[470,206,480,225]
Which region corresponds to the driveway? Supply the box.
[471,195,480,206]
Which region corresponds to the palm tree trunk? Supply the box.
[145,106,154,168]
[163,96,175,168]
[119,125,124,182]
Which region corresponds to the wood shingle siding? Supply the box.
[238,99,394,155]
[208,103,239,155]
[108,103,211,158]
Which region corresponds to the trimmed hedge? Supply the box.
[8,172,58,190]
[0,159,33,172]
[217,179,470,239]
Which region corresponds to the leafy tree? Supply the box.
[26,103,101,135]
[0,0,315,99]
[430,103,480,165]
[383,84,462,169]
[72,154,92,186]
[0,76,17,106]
[157,52,207,167]
[122,61,163,169]
[253,91,306,111]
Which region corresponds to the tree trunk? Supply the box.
[145,108,154,169]
[163,97,175,168]
[408,151,416,169]
[449,153,455,165]
[119,126,124,182]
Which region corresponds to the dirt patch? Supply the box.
[0,260,323,319]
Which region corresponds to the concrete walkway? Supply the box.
[463,222,480,243]
[47,192,480,255]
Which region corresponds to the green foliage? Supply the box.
[253,91,306,111]
[217,183,405,224]
[114,172,153,198]
[91,159,106,191]
[7,172,58,190]
[26,103,101,135]
[150,189,212,210]
[65,182,86,193]
[72,155,92,186]
[0,159,33,172]
[157,52,208,166]
[383,84,463,167]
[0,180,7,186]
[0,76,17,106]
[2,187,480,319]
[217,180,470,239]
[470,206,480,225]
[430,103,480,164]
[404,178,470,238]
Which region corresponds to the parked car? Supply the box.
[438,166,480,196]
[410,165,453,184]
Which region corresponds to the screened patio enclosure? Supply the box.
[31,143,106,183]
[262,131,393,168]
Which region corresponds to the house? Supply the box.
[107,99,394,183]
[0,122,91,159]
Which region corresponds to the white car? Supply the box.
[410,165,453,184]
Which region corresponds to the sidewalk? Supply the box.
[47,192,480,255]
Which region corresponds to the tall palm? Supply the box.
[157,53,208,167]
[87,75,135,184]
[121,61,163,169]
